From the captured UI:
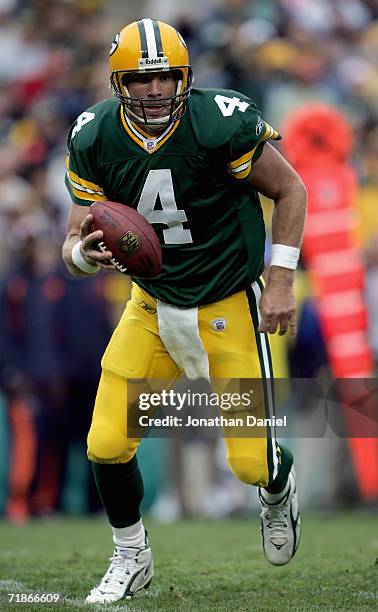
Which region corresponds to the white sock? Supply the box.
[261,476,290,504]
[112,519,145,549]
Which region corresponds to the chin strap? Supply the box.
[128,108,172,128]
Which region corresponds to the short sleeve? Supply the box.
[227,107,281,181]
[65,120,107,206]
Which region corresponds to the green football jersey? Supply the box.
[65,88,280,307]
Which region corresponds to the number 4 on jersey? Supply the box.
[71,112,95,139]
[214,95,249,117]
[137,169,193,245]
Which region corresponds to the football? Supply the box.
[90,201,162,278]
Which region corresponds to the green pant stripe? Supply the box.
[256,277,276,409]
[245,280,279,482]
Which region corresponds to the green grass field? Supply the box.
[0,513,377,611]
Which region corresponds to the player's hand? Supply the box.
[258,267,297,337]
[78,213,114,269]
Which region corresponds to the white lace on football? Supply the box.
[98,240,128,274]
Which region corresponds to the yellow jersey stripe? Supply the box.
[229,148,254,170]
[66,173,104,197]
[120,107,181,155]
[229,142,260,170]
[232,165,252,180]
[229,159,251,174]
[261,122,280,141]
[228,122,280,179]
[154,120,180,152]
[228,142,260,178]
[131,120,154,139]
[66,156,105,194]
[70,183,107,202]
[120,109,147,147]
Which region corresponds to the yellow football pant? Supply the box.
[88,280,279,487]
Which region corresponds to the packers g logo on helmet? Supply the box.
[109,19,193,127]
[109,32,120,57]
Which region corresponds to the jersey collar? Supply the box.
[120,107,180,154]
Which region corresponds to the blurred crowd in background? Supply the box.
[0,0,377,523]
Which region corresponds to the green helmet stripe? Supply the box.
[137,20,148,58]
[152,20,164,57]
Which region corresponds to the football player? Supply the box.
[62,19,306,604]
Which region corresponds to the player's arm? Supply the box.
[249,143,307,336]
[62,203,113,277]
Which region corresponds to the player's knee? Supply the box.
[87,425,127,462]
[227,455,268,486]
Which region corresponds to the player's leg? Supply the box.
[86,285,180,603]
[246,279,301,565]
[199,280,301,565]
[87,369,152,603]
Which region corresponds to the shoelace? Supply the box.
[91,552,138,594]
[263,507,289,542]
